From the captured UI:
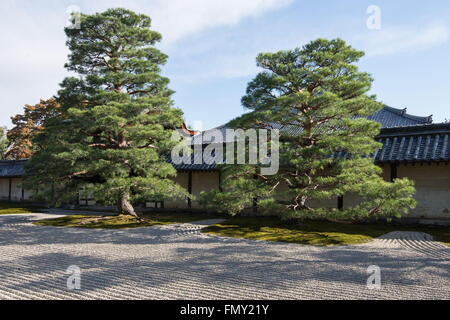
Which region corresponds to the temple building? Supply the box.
[1,106,449,219]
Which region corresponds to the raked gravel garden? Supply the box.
[0,211,449,300]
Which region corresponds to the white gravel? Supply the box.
[0,213,448,300]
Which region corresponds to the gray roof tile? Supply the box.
[0,160,27,177]
[367,106,432,128]
[374,123,450,163]
[194,106,433,145]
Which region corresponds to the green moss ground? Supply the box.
[202,217,450,247]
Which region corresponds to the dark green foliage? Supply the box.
[202,38,416,220]
[24,8,189,215]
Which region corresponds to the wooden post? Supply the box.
[188,171,193,209]
[253,198,258,213]
[338,196,344,211]
[390,163,398,182]
[218,171,223,192]
[8,178,12,202]
[252,174,258,213]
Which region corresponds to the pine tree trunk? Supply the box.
[117,190,140,220]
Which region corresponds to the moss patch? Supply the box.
[33,212,224,229]
[428,230,450,247]
[0,203,44,215]
[202,217,450,247]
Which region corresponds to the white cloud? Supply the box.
[361,23,449,57]
[0,0,292,128]
[172,52,260,82]
[0,4,70,128]
[147,0,293,44]
[73,0,293,44]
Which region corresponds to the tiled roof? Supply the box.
[173,123,450,170]
[191,125,232,145]
[194,106,433,145]
[0,160,27,177]
[373,123,450,163]
[167,153,218,172]
[0,110,446,177]
[368,106,432,128]
[177,123,450,171]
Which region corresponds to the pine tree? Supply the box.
[205,38,416,221]
[24,8,188,217]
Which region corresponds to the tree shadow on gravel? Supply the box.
[0,231,449,299]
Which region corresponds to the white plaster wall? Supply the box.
[161,171,220,209]
[0,178,32,201]
[341,164,450,219]
[163,172,190,209]
[0,179,9,200]
[10,178,23,201]
[271,164,450,219]
[1,163,448,219]
[398,163,450,219]
[191,172,220,209]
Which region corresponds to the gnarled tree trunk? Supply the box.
[117,190,140,219]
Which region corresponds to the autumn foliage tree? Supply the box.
[6,98,61,159]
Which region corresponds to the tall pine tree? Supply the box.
[25,8,188,217]
[204,39,416,221]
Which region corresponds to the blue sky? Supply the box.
[1,0,449,130]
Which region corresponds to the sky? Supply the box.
[0,0,449,130]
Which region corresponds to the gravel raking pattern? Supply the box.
[377,232,450,260]
[0,213,448,300]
